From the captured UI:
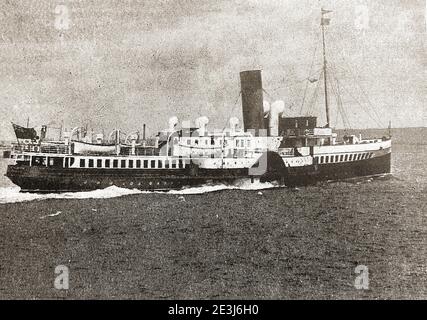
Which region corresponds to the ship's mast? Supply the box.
[321,8,331,128]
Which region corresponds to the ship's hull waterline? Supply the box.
[6,151,391,193]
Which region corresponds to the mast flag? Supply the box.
[11,122,38,144]
[321,18,330,25]
[321,8,332,25]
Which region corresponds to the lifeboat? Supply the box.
[71,140,116,155]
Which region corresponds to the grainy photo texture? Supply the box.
[0,0,426,301]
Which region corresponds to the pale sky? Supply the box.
[0,0,425,140]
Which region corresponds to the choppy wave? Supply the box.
[0,179,281,204]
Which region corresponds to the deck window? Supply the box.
[335,155,339,162]
[113,159,118,168]
[344,154,348,161]
[165,160,169,169]
[349,154,353,161]
[136,160,141,168]
[158,160,163,168]
[97,159,102,168]
[151,160,156,168]
[88,159,94,168]
[325,156,329,163]
[105,159,110,168]
[129,160,133,168]
[121,160,126,168]
[340,155,343,162]
[80,159,85,167]
[144,160,148,168]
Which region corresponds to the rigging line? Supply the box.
[328,33,384,126]
[262,88,275,101]
[336,78,353,129]
[305,69,323,116]
[310,68,326,117]
[335,78,352,129]
[327,61,376,125]
[306,70,322,116]
[299,32,321,115]
[330,68,382,128]
[328,66,351,129]
[330,32,382,118]
[270,66,324,93]
[329,71,347,128]
[330,68,376,128]
[328,67,351,128]
[327,70,341,127]
[330,59,384,126]
[221,91,241,131]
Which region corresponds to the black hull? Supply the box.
[317,152,391,181]
[5,152,391,193]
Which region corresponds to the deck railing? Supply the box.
[285,129,315,136]
[12,143,70,154]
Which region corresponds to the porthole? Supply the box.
[130,182,134,186]
[149,181,153,185]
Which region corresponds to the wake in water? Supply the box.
[0,174,393,204]
[325,173,394,185]
[0,179,282,204]
[0,186,143,204]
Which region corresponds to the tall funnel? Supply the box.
[240,70,266,134]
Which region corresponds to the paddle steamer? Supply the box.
[5,9,391,192]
